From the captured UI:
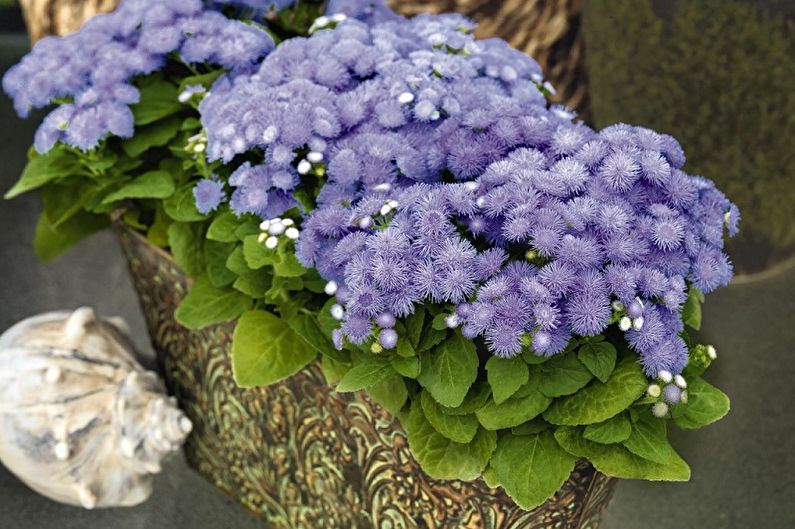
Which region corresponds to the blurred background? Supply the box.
[0,1,793,528]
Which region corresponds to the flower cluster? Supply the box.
[199,10,553,219]
[2,0,284,153]
[298,122,739,377]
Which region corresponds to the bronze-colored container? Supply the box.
[117,228,617,529]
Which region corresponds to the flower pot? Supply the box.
[117,228,617,528]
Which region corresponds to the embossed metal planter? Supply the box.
[117,228,617,529]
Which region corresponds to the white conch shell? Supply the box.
[0,307,192,509]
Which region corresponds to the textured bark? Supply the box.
[19,0,589,117]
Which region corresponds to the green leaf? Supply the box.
[490,431,577,511]
[682,285,704,330]
[207,211,242,242]
[316,298,341,337]
[475,385,552,430]
[320,355,350,385]
[577,341,618,383]
[205,240,237,288]
[404,400,496,481]
[417,326,447,352]
[234,218,261,240]
[439,379,492,416]
[175,277,250,330]
[583,413,632,444]
[243,234,277,269]
[537,353,593,398]
[163,184,206,222]
[146,204,171,247]
[231,310,317,387]
[543,358,648,425]
[178,70,225,94]
[336,354,395,392]
[41,181,100,227]
[167,222,205,277]
[273,249,307,277]
[511,417,551,436]
[486,356,529,404]
[431,312,448,330]
[391,355,420,378]
[287,313,346,362]
[33,210,108,261]
[420,390,479,443]
[367,375,408,416]
[102,170,175,204]
[673,377,730,430]
[6,146,80,199]
[121,115,181,157]
[623,412,676,464]
[522,348,552,365]
[554,426,690,481]
[417,331,479,408]
[482,466,499,488]
[131,74,182,125]
[233,274,272,298]
[396,336,417,358]
[405,307,425,347]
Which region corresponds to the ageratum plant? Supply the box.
[4,0,738,511]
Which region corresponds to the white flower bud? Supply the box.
[330,304,345,320]
[259,220,271,231]
[651,402,669,418]
[282,218,294,226]
[297,160,312,175]
[612,301,625,311]
[428,33,446,46]
[307,151,324,163]
[444,314,460,328]
[324,281,339,296]
[178,91,193,103]
[358,216,373,229]
[658,370,673,384]
[619,316,632,332]
[647,384,662,398]
[387,200,399,209]
[193,143,206,153]
[314,16,330,27]
[268,221,285,236]
[680,390,689,404]
[632,316,645,330]
[262,125,279,143]
[476,196,486,207]
[707,345,717,360]
[257,233,268,244]
[464,181,479,192]
[265,236,279,249]
[542,81,557,95]
[398,92,415,104]
[674,374,687,389]
[373,182,393,192]
[380,204,392,216]
[285,227,300,240]
[430,110,441,121]
[331,13,347,22]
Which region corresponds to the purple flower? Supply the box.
[193,179,226,214]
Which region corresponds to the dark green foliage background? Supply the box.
[582,0,795,273]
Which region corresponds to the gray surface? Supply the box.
[1,33,794,529]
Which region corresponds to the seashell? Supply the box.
[0,307,192,509]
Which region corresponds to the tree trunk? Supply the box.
[18,0,589,118]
